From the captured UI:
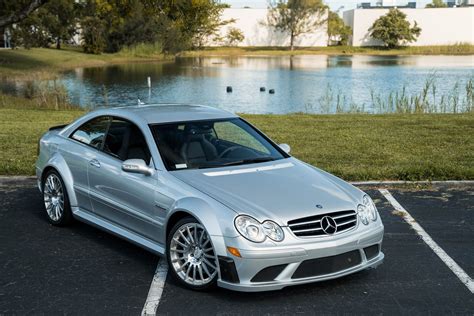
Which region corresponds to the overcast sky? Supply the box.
[225,0,434,11]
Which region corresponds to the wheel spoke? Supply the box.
[173,237,187,248]
[171,256,186,263]
[203,253,215,259]
[201,238,210,248]
[186,226,195,244]
[179,230,190,245]
[198,264,204,281]
[186,263,192,278]
[172,248,187,254]
[198,229,204,245]
[203,258,217,271]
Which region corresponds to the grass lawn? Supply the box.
[1,94,473,180]
[181,44,474,57]
[0,47,170,79]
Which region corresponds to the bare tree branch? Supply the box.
[0,0,48,28]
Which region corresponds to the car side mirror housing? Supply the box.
[279,143,291,154]
[122,159,154,176]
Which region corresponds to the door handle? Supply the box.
[89,159,101,168]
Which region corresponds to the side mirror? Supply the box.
[279,143,291,154]
[122,159,154,176]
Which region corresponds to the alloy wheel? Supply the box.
[43,174,65,222]
[169,223,218,286]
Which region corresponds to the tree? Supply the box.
[0,0,48,28]
[369,8,421,49]
[12,0,80,49]
[266,0,326,51]
[40,0,80,49]
[327,11,351,46]
[225,27,245,46]
[426,0,447,8]
[165,1,233,48]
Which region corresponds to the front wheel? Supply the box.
[167,217,218,291]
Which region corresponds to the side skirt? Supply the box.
[72,207,165,256]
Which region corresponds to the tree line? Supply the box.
[0,0,423,53]
[0,0,233,54]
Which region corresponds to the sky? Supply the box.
[225,0,435,11]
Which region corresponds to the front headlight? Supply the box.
[262,220,285,242]
[358,194,378,225]
[234,215,284,242]
[363,195,378,221]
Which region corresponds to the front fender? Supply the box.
[167,197,239,256]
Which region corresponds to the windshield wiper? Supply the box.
[199,157,276,169]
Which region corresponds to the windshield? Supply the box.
[150,118,287,171]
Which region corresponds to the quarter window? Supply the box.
[71,116,110,149]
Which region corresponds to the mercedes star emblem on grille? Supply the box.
[321,216,337,234]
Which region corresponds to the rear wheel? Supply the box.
[42,170,73,226]
[167,217,218,290]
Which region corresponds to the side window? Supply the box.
[71,116,110,149]
[103,118,151,163]
[214,121,270,154]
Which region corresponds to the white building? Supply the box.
[343,7,474,46]
[214,8,328,47]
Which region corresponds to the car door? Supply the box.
[87,117,161,242]
[63,115,110,212]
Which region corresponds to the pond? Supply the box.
[4,55,474,113]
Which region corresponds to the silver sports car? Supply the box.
[36,104,384,292]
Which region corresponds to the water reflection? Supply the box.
[1,55,473,114]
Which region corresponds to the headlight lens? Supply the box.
[363,194,378,221]
[234,215,284,242]
[357,204,370,225]
[262,220,285,242]
[358,194,378,225]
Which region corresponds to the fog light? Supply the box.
[227,246,242,258]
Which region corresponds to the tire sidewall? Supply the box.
[166,217,218,291]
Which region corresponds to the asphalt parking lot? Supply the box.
[1,178,473,315]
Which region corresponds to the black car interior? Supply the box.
[152,120,276,170]
[103,119,151,164]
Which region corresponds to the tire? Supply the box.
[42,169,73,226]
[167,217,218,291]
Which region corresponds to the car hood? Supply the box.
[172,158,362,226]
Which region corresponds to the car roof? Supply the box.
[96,104,238,124]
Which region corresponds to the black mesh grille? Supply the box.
[288,210,357,237]
[292,250,362,279]
[251,264,287,282]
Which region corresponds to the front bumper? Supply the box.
[216,224,384,292]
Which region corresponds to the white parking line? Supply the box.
[141,259,168,316]
[379,189,474,294]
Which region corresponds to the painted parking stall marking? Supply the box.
[142,259,168,316]
[379,189,474,293]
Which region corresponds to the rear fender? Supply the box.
[43,153,78,207]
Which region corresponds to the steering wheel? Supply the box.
[218,146,254,159]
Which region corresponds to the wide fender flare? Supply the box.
[168,197,239,256]
[44,153,78,207]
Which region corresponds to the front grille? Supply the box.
[288,210,357,237]
[292,250,362,279]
